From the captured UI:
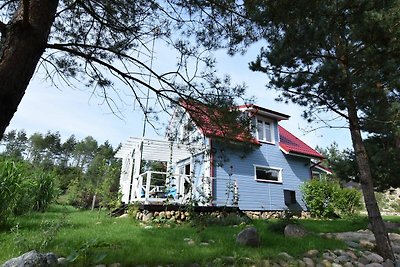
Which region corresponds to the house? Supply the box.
[115,101,329,211]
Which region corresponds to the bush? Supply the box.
[0,160,23,226]
[335,187,363,216]
[0,159,57,226]
[301,179,362,218]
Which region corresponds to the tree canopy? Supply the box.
[0,0,250,139]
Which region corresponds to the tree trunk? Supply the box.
[0,0,59,139]
[346,96,394,260]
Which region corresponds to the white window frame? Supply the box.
[254,165,283,183]
[255,117,275,144]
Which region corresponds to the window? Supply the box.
[256,118,274,143]
[254,165,282,183]
[284,190,297,205]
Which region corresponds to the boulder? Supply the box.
[1,250,58,267]
[284,224,308,237]
[236,227,261,247]
[142,212,153,222]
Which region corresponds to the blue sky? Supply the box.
[7,44,352,151]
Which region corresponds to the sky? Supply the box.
[6,42,352,152]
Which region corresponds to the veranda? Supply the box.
[115,137,213,206]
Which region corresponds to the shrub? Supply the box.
[0,160,23,226]
[0,159,57,226]
[335,187,363,216]
[301,179,362,218]
[301,179,339,218]
[31,169,58,212]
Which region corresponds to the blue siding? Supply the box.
[212,121,311,211]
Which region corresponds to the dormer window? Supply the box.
[256,118,275,143]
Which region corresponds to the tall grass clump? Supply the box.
[301,178,362,218]
[0,159,57,227]
[0,160,23,226]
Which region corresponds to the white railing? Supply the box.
[130,171,214,205]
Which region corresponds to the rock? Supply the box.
[57,257,67,266]
[2,250,58,267]
[94,265,106,267]
[297,260,306,267]
[45,253,57,266]
[346,250,358,260]
[109,263,121,267]
[364,264,383,267]
[392,245,400,254]
[118,213,129,219]
[332,263,342,267]
[346,241,360,248]
[278,252,293,261]
[302,257,315,267]
[144,225,153,229]
[187,240,195,246]
[284,224,308,237]
[305,250,319,258]
[199,242,209,246]
[335,255,351,263]
[323,252,336,261]
[236,227,261,247]
[359,240,375,250]
[382,259,395,267]
[166,211,171,218]
[389,233,400,243]
[320,259,332,267]
[142,212,154,222]
[359,256,371,265]
[353,261,365,267]
[344,263,354,267]
[365,253,384,263]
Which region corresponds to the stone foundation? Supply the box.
[133,209,311,222]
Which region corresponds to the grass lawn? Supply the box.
[0,205,386,266]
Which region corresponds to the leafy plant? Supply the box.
[0,160,23,226]
[301,178,362,218]
[66,239,107,265]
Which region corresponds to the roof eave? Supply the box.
[279,146,324,160]
[238,105,290,121]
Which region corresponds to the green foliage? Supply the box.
[335,188,363,217]
[2,130,122,211]
[301,179,362,218]
[0,159,57,226]
[0,160,23,226]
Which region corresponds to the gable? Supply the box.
[168,99,323,160]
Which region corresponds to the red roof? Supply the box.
[278,125,324,159]
[181,100,260,145]
[180,100,323,158]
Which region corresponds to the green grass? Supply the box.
[0,206,393,266]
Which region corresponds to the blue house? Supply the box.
[115,102,330,211]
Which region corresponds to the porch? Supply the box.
[115,137,213,205]
[128,170,213,205]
